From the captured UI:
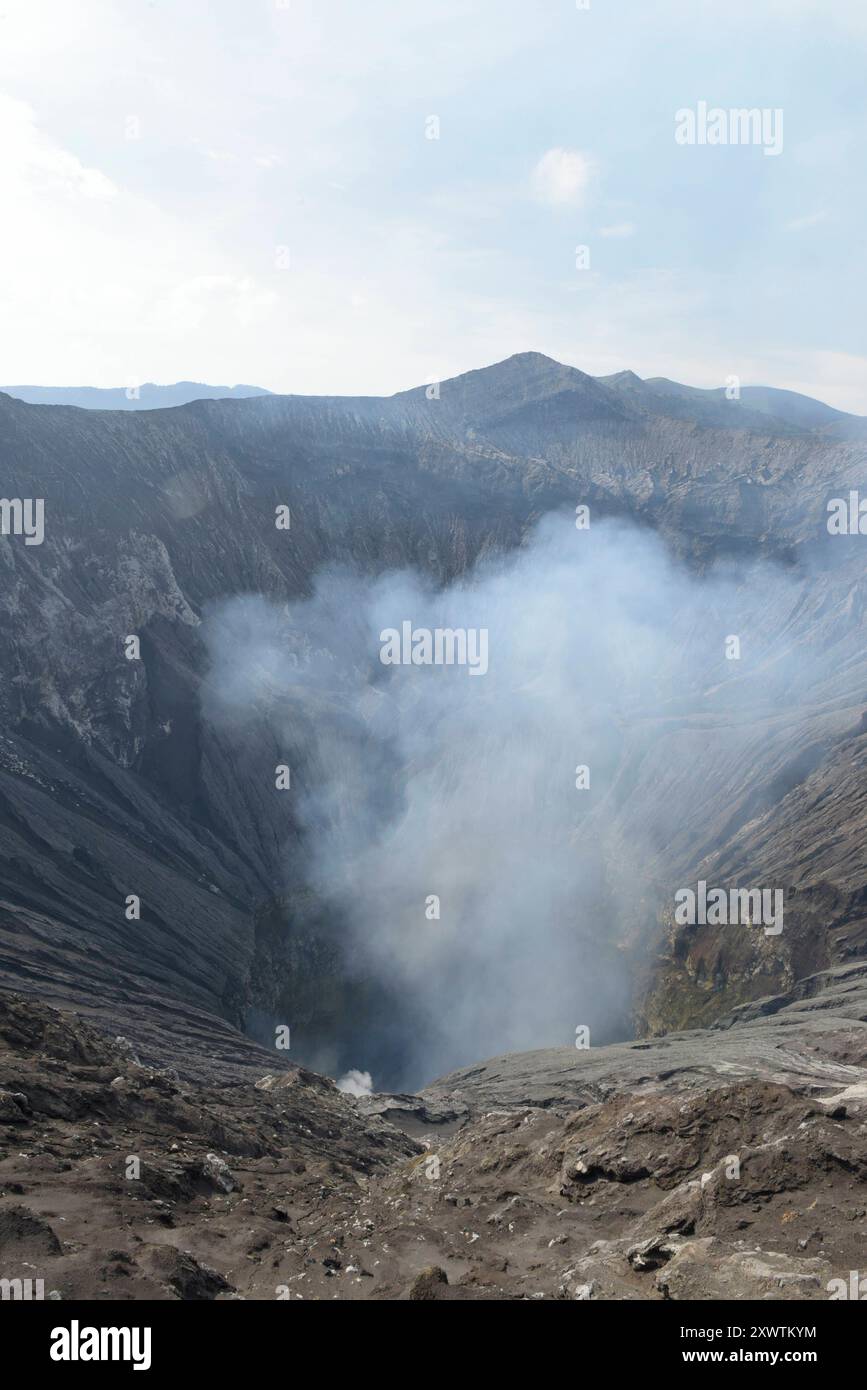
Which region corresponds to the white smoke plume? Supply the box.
[337,1069,375,1098]
[203,512,810,1090]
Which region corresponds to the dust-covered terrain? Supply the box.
[3,969,866,1301]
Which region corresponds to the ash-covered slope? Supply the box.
[3,984,866,1301]
[0,353,864,1083]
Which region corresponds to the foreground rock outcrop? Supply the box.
[2,979,865,1300]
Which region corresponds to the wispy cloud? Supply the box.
[532,148,596,206]
[1,93,117,201]
[786,210,829,230]
[599,221,636,238]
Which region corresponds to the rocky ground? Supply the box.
[3,967,866,1301]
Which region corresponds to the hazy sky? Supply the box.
[1,0,865,407]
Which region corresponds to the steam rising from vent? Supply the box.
[337,1069,374,1098]
[203,513,807,1091]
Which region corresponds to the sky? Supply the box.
[0,0,865,409]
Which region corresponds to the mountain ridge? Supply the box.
[0,351,864,1090]
[0,382,272,411]
[3,353,863,440]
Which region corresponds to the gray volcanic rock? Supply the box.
[0,353,865,1084]
[5,987,866,1301]
[422,960,867,1115]
[0,992,419,1300]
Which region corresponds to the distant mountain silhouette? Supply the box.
[0,381,272,410]
[6,362,862,436]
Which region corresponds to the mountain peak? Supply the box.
[497,351,566,369]
[400,351,598,402]
[598,369,644,389]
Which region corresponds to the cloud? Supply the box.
[0,93,281,387]
[1,92,117,201]
[532,147,596,206]
[786,211,829,231]
[146,275,278,336]
[0,0,862,406]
